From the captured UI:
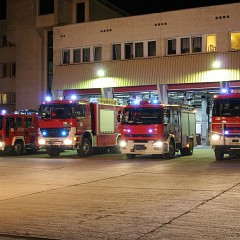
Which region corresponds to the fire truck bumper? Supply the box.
[120,140,168,155]
[38,137,77,150]
[211,135,240,152]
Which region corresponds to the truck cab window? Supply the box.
[76,105,85,117]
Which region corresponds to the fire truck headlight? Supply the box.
[0,142,4,147]
[211,134,221,141]
[153,141,163,147]
[39,139,46,145]
[64,139,72,145]
[120,140,127,147]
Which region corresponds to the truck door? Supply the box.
[173,110,181,144]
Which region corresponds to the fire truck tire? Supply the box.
[181,139,194,156]
[126,154,136,159]
[13,142,24,155]
[46,148,60,157]
[164,140,175,159]
[215,148,224,161]
[77,138,92,157]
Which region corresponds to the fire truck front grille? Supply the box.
[40,128,70,138]
[124,134,157,138]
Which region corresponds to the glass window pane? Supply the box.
[62,49,70,64]
[181,37,190,54]
[112,44,121,60]
[82,48,90,62]
[73,49,81,63]
[206,34,216,52]
[192,36,202,52]
[167,39,176,55]
[94,46,102,61]
[148,41,156,57]
[125,43,133,59]
[135,42,143,58]
[231,32,240,50]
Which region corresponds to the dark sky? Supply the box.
[108,0,240,15]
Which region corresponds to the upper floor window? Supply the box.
[167,39,176,55]
[192,36,202,53]
[148,41,156,57]
[94,46,102,62]
[74,49,81,63]
[62,49,70,64]
[181,37,190,54]
[112,44,121,60]
[0,35,7,48]
[230,32,240,50]
[39,0,54,15]
[125,42,133,59]
[0,63,7,78]
[135,42,144,58]
[0,0,6,20]
[82,48,90,62]
[206,34,216,52]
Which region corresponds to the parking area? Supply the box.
[0,147,240,240]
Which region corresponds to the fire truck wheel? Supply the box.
[13,142,24,155]
[181,139,194,156]
[164,140,175,159]
[215,148,224,161]
[126,154,136,159]
[46,148,60,157]
[77,138,92,157]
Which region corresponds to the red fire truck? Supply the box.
[119,101,196,159]
[210,92,240,160]
[0,110,39,155]
[38,99,123,157]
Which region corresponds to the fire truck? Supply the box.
[0,110,39,155]
[38,99,123,157]
[210,92,240,160]
[119,101,196,159]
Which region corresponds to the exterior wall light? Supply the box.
[97,69,105,77]
[212,60,221,68]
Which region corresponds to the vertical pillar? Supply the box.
[157,84,168,104]
[101,88,113,99]
[201,96,209,145]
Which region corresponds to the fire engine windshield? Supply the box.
[39,104,75,119]
[122,108,162,124]
[213,98,240,117]
[0,116,3,130]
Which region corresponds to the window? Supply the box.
[94,46,102,62]
[73,49,81,63]
[2,93,7,104]
[192,36,202,52]
[11,63,16,77]
[76,2,85,23]
[82,48,90,62]
[62,49,70,64]
[0,63,7,78]
[181,37,190,54]
[39,0,54,15]
[206,34,216,52]
[148,41,156,57]
[0,35,7,48]
[112,44,121,60]
[135,42,143,58]
[125,42,133,59]
[0,0,6,20]
[76,105,85,117]
[167,39,176,55]
[230,32,240,50]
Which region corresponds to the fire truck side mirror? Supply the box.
[117,110,122,123]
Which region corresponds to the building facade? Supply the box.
[0,0,127,112]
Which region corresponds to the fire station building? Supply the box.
[0,0,240,144]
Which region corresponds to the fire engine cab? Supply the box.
[210,92,240,160]
[0,110,39,155]
[38,99,124,157]
[119,101,196,159]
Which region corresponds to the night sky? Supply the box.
[108,0,240,15]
